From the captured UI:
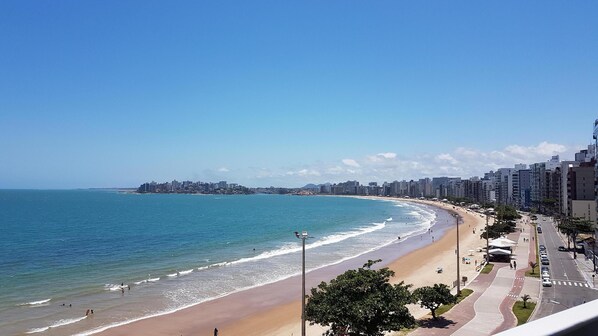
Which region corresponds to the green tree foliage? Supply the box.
[495,205,521,222]
[480,205,520,239]
[413,283,457,320]
[305,259,415,336]
[542,198,558,215]
[558,217,594,259]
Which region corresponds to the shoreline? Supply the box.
[95,196,488,336]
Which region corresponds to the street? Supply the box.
[532,215,598,319]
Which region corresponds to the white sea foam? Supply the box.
[224,222,387,267]
[127,221,389,289]
[27,316,87,333]
[104,284,128,291]
[71,200,444,336]
[26,327,49,334]
[20,298,51,306]
[117,201,433,299]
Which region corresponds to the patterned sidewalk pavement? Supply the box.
[408,215,538,336]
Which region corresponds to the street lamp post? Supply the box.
[453,213,461,296]
[295,231,308,336]
[485,213,490,264]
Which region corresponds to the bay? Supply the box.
[0,190,437,335]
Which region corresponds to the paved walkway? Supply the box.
[409,263,500,336]
[409,214,539,336]
[493,220,538,333]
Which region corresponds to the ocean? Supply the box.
[0,190,440,336]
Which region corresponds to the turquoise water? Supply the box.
[0,190,437,335]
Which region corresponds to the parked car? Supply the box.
[537,226,543,233]
[539,244,546,250]
[541,266,549,273]
[541,271,550,279]
[558,246,567,251]
[542,278,553,287]
[541,259,550,265]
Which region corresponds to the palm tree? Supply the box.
[521,294,531,308]
[528,261,537,274]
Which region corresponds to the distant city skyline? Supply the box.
[1,1,597,189]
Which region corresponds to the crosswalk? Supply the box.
[550,280,590,287]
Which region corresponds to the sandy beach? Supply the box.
[97,197,490,336]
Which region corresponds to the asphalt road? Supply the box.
[533,215,598,319]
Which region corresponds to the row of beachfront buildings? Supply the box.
[315,120,598,224]
[137,180,252,194]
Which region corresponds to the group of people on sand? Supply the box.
[85,309,94,316]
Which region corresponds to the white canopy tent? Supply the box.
[488,248,512,255]
[489,237,517,248]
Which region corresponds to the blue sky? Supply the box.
[1,1,597,188]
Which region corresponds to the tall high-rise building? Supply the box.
[568,161,597,223]
[518,169,532,209]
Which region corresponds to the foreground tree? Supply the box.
[305,259,415,336]
[413,284,457,320]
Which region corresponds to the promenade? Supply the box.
[409,214,540,336]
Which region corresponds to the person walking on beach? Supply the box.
[214,327,218,336]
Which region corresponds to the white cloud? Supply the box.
[286,169,321,177]
[218,167,230,172]
[327,166,345,175]
[244,141,578,186]
[342,159,360,167]
[436,153,459,165]
[455,147,478,157]
[505,141,567,158]
[366,152,398,163]
[377,152,397,159]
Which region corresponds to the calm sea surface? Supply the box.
[0,190,438,335]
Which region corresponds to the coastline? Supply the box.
[95,197,489,336]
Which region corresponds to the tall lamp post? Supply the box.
[453,213,461,296]
[295,231,309,336]
[485,212,490,263]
